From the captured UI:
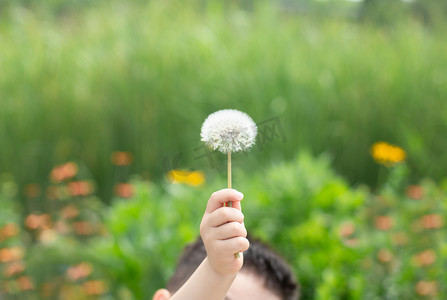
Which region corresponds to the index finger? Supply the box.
[206,189,244,213]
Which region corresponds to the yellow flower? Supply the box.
[167,169,205,187]
[371,141,406,166]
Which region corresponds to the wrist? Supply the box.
[203,256,238,280]
[170,257,237,300]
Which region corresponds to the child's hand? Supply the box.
[200,189,249,276]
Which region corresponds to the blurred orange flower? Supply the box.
[73,221,93,235]
[111,151,134,166]
[374,215,393,231]
[371,142,406,166]
[0,246,24,263]
[3,261,25,277]
[339,222,355,238]
[73,221,94,236]
[66,262,93,281]
[50,162,78,183]
[83,280,107,295]
[60,205,80,219]
[413,249,437,267]
[25,214,51,230]
[167,169,205,186]
[421,214,444,229]
[406,185,423,200]
[377,248,393,263]
[114,183,134,198]
[17,276,34,291]
[68,181,93,197]
[415,281,438,296]
[0,223,19,241]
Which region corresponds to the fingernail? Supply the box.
[235,191,244,200]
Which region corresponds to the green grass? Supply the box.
[1,0,447,205]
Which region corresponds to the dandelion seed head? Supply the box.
[201,109,257,154]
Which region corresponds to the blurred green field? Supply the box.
[1,0,447,204]
[1,153,446,299]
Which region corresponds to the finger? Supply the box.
[207,207,244,228]
[228,198,242,211]
[206,189,244,213]
[211,222,247,241]
[215,237,250,255]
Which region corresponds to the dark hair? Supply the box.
[166,234,299,300]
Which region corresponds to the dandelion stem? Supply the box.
[228,151,240,258]
[227,151,234,207]
[228,151,232,205]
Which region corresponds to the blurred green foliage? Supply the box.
[1,0,447,205]
[1,152,446,299]
[1,1,447,298]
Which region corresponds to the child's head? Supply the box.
[153,235,299,300]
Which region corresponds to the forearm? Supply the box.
[170,257,236,300]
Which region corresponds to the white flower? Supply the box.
[201,109,257,154]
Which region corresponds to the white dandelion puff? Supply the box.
[200,109,257,154]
